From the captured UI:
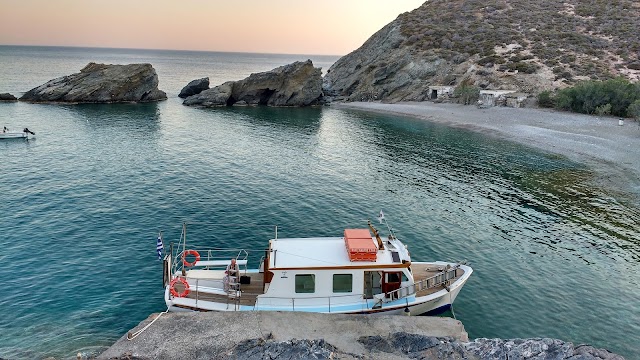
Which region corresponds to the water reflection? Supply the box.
[67,103,161,133]
[340,108,640,265]
[198,106,322,136]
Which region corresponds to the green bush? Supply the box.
[537,91,554,108]
[553,78,640,116]
[506,61,539,74]
[454,81,480,105]
[594,103,612,116]
[628,99,640,119]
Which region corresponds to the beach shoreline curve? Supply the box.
[334,101,640,205]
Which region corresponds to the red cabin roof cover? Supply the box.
[344,229,377,262]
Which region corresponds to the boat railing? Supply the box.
[253,293,368,313]
[171,247,251,275]
[173,278,368,313]
[384,264,462,301]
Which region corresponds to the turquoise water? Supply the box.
[0,46,639,359]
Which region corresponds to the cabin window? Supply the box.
[387,272,400,283]
[295,274,315,293]
[333,274,353,293]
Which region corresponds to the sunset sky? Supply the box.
[0,0,425,55]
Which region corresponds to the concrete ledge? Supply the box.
[98,311,467,359]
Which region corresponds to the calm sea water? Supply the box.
[0,46,638,359]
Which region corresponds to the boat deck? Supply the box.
[177,272,265,308]
[411,263,464,297]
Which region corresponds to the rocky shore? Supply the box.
[97,312,624,359]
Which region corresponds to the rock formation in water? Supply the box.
[0,93,17,101]
[178,77,209,98]
[323,0,640,102]
[183,60,322,107]
[19,63,167,103]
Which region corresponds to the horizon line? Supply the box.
[0,43,344,58]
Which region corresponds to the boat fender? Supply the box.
[182,249,200,267]
[169,277,190,298]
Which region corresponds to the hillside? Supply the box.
[324,0,640,102]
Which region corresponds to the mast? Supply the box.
[181,222,187,276]
[368,221,385,250]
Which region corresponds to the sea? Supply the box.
[0,45,638,359]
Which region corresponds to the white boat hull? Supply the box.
[0,132,34,140]
[164,263,472,316]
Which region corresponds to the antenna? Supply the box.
[377,209,397,240]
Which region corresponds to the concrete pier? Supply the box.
[98,311,467,359]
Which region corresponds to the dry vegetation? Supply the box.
[398,0,640,85]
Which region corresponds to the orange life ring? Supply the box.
[182,249,200,267]
[169,277,190,298]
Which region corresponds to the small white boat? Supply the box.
[0,128,35,140]
[162,214,473,315]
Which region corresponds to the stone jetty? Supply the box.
[97,312,624,359]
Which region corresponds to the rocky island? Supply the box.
[0,93,17,101]
[19,63,167,103]
[182,60,322,107]
[178,77,209,98]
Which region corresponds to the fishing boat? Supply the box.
[0,127,35,140]
[162,214,472,315]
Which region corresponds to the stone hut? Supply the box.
[504,92,529,108]
[428,86,454,100]
[479,90,517,107]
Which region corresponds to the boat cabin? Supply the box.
[256,228,414,310]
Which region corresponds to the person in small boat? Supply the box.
[223,258,238,291]
[226,258,238,277]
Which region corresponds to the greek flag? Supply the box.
[156,233,164,260]
[378,209,385,224]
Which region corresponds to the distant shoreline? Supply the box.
[335,101,640,205]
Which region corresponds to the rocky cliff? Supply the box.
[183,60,322,107]
[20,63,167,103]
[324,0,640,102]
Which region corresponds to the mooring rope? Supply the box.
[448,290,457,320]
[127,307,170,340]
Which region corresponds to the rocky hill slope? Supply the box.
[324,0,640,102]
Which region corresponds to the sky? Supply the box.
[0,0,425,55]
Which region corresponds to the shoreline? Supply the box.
[334,101,640,205]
